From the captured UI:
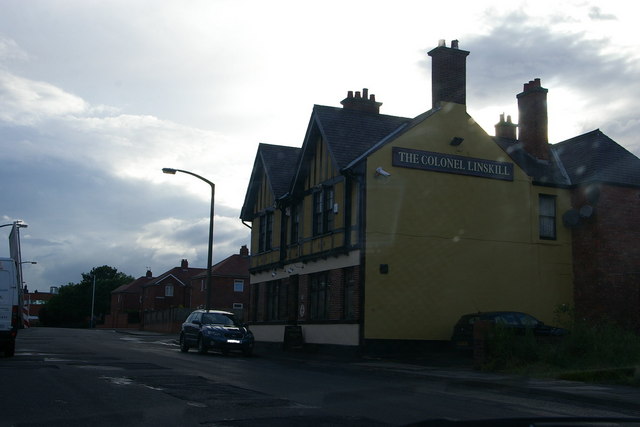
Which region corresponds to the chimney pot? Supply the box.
[340,88,383,113]
[451,39,459,49]
[495,112,517,140]
[181,259,188,269]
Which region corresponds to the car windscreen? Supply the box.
[201,313,237,326]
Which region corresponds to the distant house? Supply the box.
[190,245,251,321]
[141,259,205,311]
[105,270,155,329]
[23,287,58,325]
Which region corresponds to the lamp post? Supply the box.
[162,168,215,310]
[90,274,96,328]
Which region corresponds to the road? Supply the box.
[1,328,639,426]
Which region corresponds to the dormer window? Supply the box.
[259,211,274,252]
[313,186,334,236]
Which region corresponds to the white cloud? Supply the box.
[0,69,87,124]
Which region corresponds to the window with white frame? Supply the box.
[165,284,174,297]
[539,194,557,240]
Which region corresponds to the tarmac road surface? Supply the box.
[1,327,639,426]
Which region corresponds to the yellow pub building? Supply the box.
[240,40,640,353]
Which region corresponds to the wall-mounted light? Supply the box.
[375,167,391,177]
[449,137,464,146]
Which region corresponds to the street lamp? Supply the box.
[162,168,215,310]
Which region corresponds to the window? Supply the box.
[313,186,334,236]
[278,281,289,320]
[259,212,274,252]
[251,283,259,322]
[266,281,280,321]
[310,272,329,320]
[539,194,556,240]
[234,279,244,292]
[344,268,356,320]
[313,191,323,235]
[290,202,300,244]
[324,187,334,232]
[233,303,244,310]
[165,284,174,297]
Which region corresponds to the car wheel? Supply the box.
[179,334,189,353]
[197,336,208,354]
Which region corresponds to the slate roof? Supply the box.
[111,274,155,294]
[312,105,411,169]
[192,253,249,279]
[553,129,640,187]
[143,266,206,288]
[243,104,640,223]
[494,129,640,188]
[240,143,300,221]
[494,136,571,186]
[259,143,301,197]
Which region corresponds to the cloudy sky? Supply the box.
[1,1,638,292]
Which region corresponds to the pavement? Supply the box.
[111,328,640,415]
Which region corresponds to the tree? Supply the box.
[40,266,134,328]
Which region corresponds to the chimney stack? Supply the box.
[240,245,249,257]
[340,88,382,114]
[517,78,550,160]
[180,259,188,269]
[428,39,470,108]
[495,113,517,140]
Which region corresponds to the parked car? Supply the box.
[451,311,568,350]
[179,309,254,356]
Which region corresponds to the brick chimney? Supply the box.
[146,269,153,278]
[427,39,470,108]
[495,113,517,140]
[517,78,550,160]
[240,245,249,257]
[340,88,382,114]
[180,259,188,269]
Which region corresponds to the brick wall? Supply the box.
[572,184,640,331]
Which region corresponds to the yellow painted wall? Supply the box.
[364,103,573,340]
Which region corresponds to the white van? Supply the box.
[0,257,19,357]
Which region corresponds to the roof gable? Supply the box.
[240,143,300,220]
[145,266,206,288]
[494,136,571,186]
[313,105,411,169]
[192,253,250,279]
[112,275,155,294]
[553,129,640,187]
[290,105,410,193]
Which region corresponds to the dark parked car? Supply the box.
[451,311,568,350]
[179,309,254,356]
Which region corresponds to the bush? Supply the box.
[481,307,640,379]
